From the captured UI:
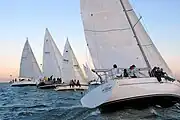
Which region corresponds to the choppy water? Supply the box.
[1,83,180,120]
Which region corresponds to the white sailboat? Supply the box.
[11,38,42,87]
[83,64,100,85]
[80,0,180,112]
[37,28,63,89]
[43,28,63,78]
[55,39,88,91]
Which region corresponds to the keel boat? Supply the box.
[55,39,88,91]
[80,0,180,112]
[11,38,42,87]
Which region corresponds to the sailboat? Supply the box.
[80,0,180,112]
[11,38,42,87]
[83,64,100,85]
[55,39,88,91]
[43,28,63,78]
[37,28,63,89]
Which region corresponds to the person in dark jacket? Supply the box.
[154,67,162,83]
[150,67,157,77]
[76,80,81,87]
[123,69,129,77]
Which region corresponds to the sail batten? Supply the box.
[19,39,42,79]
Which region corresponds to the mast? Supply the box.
[119,0,151,70]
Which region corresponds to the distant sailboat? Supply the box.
[43,28,63,78]
[55,38,88,91]
[80,0,180,112]
[11,38,42,87]
[83,64,100,85]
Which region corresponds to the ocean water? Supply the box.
[1,83,180,120]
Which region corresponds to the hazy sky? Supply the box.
[0,0,180,81]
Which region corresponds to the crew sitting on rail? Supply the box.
[112,64,122,78]
[150,67,157,77]
[159,68,175,82]
[123,69,129,77]
[128,65,137,78]
[151,67,175,82]
[69,80,74,88]
[154,67,162,83]
[57,78,62,84]
[76,80,81,87]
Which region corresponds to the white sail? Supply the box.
[61,39,75,84]
[122,0,173,76]
[83,64,97,82]
[62,39,87,84]
[43,28,63,78]
[19,39,42,79]
[85,46,96,70]
[80,0,172,76]
[83,64,88,80]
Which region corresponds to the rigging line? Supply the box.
[119,0,151,70]
[84,28,131,32]
[133,16,142,28]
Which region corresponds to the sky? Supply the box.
[0,0,180,81]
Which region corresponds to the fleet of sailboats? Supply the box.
[11,29,88,91]
[9,0,180,113]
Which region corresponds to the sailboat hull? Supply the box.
[11,81,37,87]
[81,77,180,112]
[99,94,180,113]
[55,84,88,91]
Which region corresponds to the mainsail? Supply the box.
[43,28,63,78]
[19,39,42,79]
[62,39,87,84]
[80,0,173,76]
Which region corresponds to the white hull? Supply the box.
[55,85,88,91]
[81,77,180,109]
[11,81,38,87]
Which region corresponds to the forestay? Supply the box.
[43,28,63,78]
[19,39,42,79]
[62,39,87,84]
[80,0,173,76]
